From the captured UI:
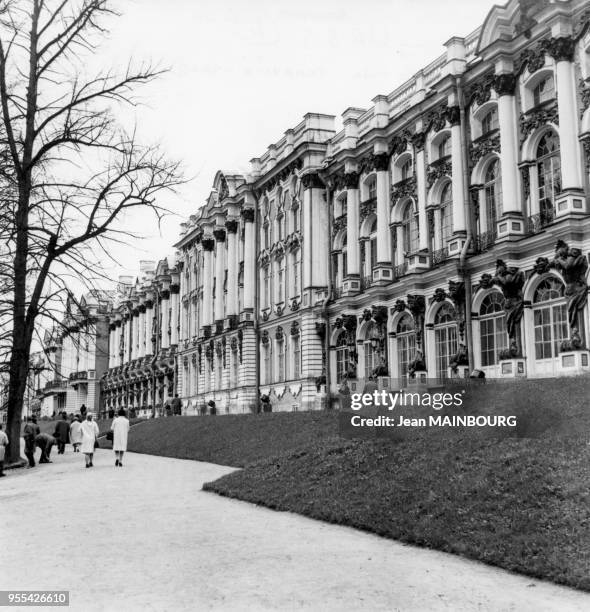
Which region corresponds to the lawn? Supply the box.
[101,377,590,591]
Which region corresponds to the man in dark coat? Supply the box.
[23,416,40,467]
[53,413,70,454]
[171,394,182,416]
[35,433,55,463]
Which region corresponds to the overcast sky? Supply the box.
[97,0,500,281]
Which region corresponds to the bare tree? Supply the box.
[0,0,183,463]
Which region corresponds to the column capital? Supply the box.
[301,173,324,189]
[344,171,359,189]
[170,284,180,295]
[213,228,226,242]
[545,36,575,63]
[493,73,517,96]
[225,219,239,233]
[202,237,215,251]
[241,208,255,223]
[446,106,461,127]
[372,153,389,172]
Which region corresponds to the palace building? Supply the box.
[84,0,590,416]
[101,259,181,418]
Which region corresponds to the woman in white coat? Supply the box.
[111,408,130,467]
[80,413,99,468]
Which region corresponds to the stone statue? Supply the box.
[449,342,468,374]
[493,259,525,343]
[407,348,426,378]
[551,240,588,330]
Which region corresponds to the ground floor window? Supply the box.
[434,302,457,378]
[396,314,416,379]
[479,292,507,366]
[533,277,567,360]
[292,336,301,379]
[336,333,349,383]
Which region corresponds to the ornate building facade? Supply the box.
[101,259,181,418]
[173,0,590,414]
[41,291,112,416]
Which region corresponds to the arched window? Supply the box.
[481,107,498,134]
[533,277,567,360]
[396,314,416,379]
[277,213,285,241]
[533,75,555,107]
[292,202,300,233]
[401,158,413,181]
[439,183,453,247]
[537,130,561,220]
[438,135,451,159]
[479,292,507,366]
[369,217,378,271]
[484,159,502,233]
[402,203,419,254]
[336,333,349,383]
[434,302,457,378]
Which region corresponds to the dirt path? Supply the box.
[1,448,589,611]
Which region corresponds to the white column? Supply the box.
[242,209,255,312]
[214,228,226,324]
[415,146,428,250]
[450,115,466,233]
[170,288,179,346]
[201,237,214,328]
[302,180,313,289]
[226,220,238,316]
[374,153,392,263]
[310,182,328,288]
[145,303,153,355]
[345,172,360,276]
[494,74,521,214]
[551,42,583,190]
[138,309,146,357]
[133,311,140,359]
[161,294,170,349]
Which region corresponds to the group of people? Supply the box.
[0,408,131,474]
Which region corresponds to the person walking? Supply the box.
[23,416,40,468]
[53,413,70,454]
[171,394,183,416]
[70,414,83,452]
[111,408,130,467]
[0,424,8,477]
[35,432,56,463]
[80,413,99,468]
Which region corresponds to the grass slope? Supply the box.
[127,411,339,467]
[202,378,590,591]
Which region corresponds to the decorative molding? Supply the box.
[426,159,452,188]
[391,176,417,202]
[344,172,359,189]
[466,72,494,106]
[519,102,558,140]
[493,73,517,97]
[201,237,215,251]
[213,228,226,242]
[469,132,501,167]
[359,198,377,222]
[446,106,460,127]
[372,153,389,172]
[301,173,324,190]
[545,36,575,63]
[225,219,239,234]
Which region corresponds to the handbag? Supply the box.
[94,438,100,449]
[106,431,114,441]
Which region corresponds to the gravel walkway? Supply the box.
[1,447,589,611]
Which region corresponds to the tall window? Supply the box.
[277,262,285,303]
[481,107,498,134]
[292,205,300,232]
[537,130,561,220]
[396,314,416,380]
[263,266,270,308]
[292,251,300,296]
[479,292,507,366]
[263,223,270,249]
[400,158,413,181]
[231,348,239,387]
[336,333,349,383]
[369,218,378,272]
[363,322,379,380]
[434,302,457,378]
[264,344,272,384]
[292,335,301,379]
[402,203,419,254]
[277,339,286,382]
[533,277,567,360]
[277,214,285,241]
[439,183,453,247]
[438,135,451,159]
[484,159,502,233]
[533,75,555,107]
[368,177,377,200]
[216,354,222,388]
